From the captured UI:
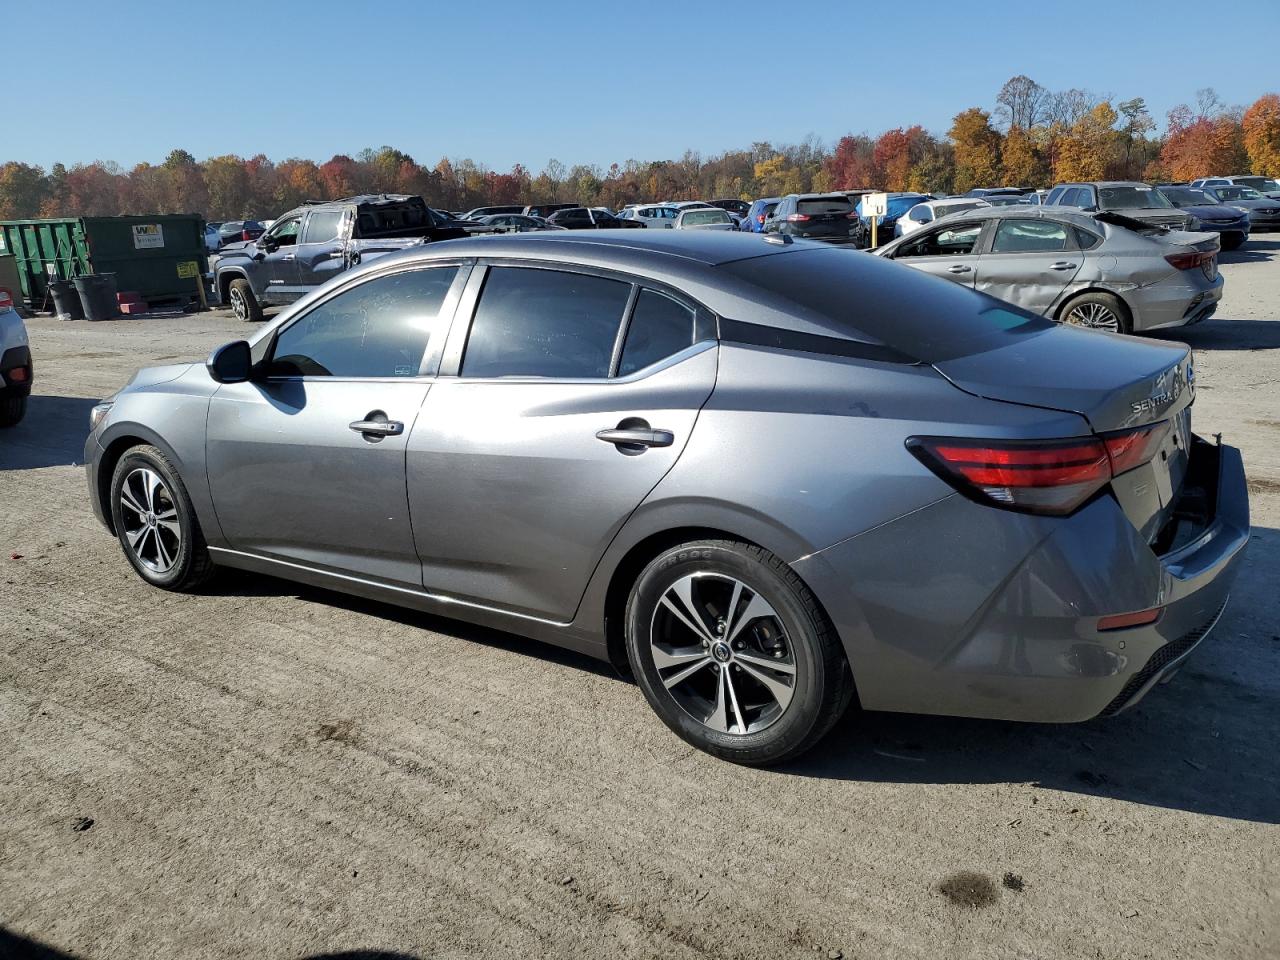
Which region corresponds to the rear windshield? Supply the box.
[798,197,854,214]
[719,248,1051,363]
[682,209,732,225]
[1098,185,1172,210]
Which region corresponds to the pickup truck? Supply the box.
[213,194,469,322]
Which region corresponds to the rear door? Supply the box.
[405,264,717,621]
[295,207,352,290]
[886,220,986,286]
[974,216,1083,315]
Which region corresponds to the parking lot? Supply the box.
[2,242,1278,959]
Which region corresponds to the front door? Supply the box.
[256,214,304,303]
[974,217,1083,315]
[887,220,986,287]
[406,266,718,621]
[205,263,465,587]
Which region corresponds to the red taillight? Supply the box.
[846,211,859,219]
[756,214,766,224]
[1103,422,1170,476]
[0,290,12,310]
[786,213,810,222]
[1165,250,1214,270]
[1097,607,1163,631]
[908,424,1171,516]
[8,366,27,383]
[242,230,253,241]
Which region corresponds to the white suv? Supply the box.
[0,287,32,427]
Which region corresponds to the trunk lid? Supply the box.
[933,325,1195,540]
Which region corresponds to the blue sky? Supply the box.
[12,0,1278,173]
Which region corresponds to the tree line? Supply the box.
[1,79,1278,222]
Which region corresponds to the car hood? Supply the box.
[123,363,194,391]
[1180,203,1248,221]
[1227,198,1280,211]
[932,323,1193,433]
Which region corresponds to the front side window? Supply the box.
[461,267,631,378]
[896,223,982,258]
[270,267,459,378]
[302,210,345,244]
[618,289,697,376]
[266,216,302,247]
[991,219,1070,253]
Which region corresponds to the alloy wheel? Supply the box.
[649,573,796,735]
[229,286,248,321]
[1065,301,1120,332]
[119,467,182,574]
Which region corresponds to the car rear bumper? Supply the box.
[794,436,1249,723]
[1,345,33,398]
[1127,272,1224,331]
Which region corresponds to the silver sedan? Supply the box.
[876,207,1223,333]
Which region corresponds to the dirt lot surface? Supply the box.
[3,245,1279,960]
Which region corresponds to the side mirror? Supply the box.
[207,340,253,384]
[261,236,279,253]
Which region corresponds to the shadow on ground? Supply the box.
[1219,236,1279,266]
[0,396,98,471]
[0,927,421,960]
[1150,318,1280,351]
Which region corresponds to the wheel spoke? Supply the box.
[734,650,797,675]
[125,525,148,550]
[120,485,147,517]
[660,577,717,644]
[651,645,708,669]
[724,592,775,647]
[725,669,747,734]
[142,470,159,511]
[153,530,174,569]
[661,656,713,690]
[705,668,729,732]
[737,658,795,712]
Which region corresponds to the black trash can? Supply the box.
[49,279,85,321]
[74,273,119,322]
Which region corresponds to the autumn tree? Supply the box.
[1054,102,1119,182]
[1000,125,1045,187]
[1162,103,1247,181]
[949,108,1002,192]
[823,135,875,189]
[995,75,1049,131]
[0,162,48,218]
[203,155,253,218]
[1242,93,1280,176]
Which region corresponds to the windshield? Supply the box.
[1161,188,1205,205]
[682,209,732,225]
[1214,186,1262,201]
[719,248,1051,363]
[1098,185,1173,210]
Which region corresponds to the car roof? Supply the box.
[933,206,1101,229]
[412,230,802,266]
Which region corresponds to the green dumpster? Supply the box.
[0,215,208,309]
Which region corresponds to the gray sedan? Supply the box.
[875,207,1223,333]
[85,231,1248,764]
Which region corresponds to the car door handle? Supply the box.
[349,418,404,437]
[596,427,674,448]
[281,254,295,261]
[947,264,972,274]
[1050,261,1078,270]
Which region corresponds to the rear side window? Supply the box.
[719,248,1050,363]
[303,210,345,244]
[462,267,630,378]
[618,290,696,376]
[1074,227,1102,249]
[271,267,459,378]
[896,223,982,258]
[991,219,1070,252]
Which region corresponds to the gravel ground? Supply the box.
[2,244,1278,960]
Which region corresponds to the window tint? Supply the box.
[896,223,982,258]
[797,196,854,215]
[462,267,631,378]
[270,267,458,378]
[680,209,732,226]
[303,210,345,244]
[1045,187,1065,205]
[907,205,932,222]
[618,290,696,376]
[1073,227,1102,249]
[991,219,1070,252]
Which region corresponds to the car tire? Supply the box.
[1222,234,1245,251]
[228,278,263,323]
[0,396,26,428]
[1058,291,1132,334]
[625,539,854,766]
[109,444,215,591]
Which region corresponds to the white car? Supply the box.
[204,223,221,253]
[618,204,681,228]
[894,198,992,238]
[673,207,736,231]
[0,287,32,427]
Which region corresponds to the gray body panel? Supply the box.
[86,231,1250,725]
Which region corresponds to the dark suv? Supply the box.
[765,194,858,244]
[546,207,645,230]
[1045,182,1191,230]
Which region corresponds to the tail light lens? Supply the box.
[846,211,859,219]
[242,230,253,241]
[786,213,810,222]
[908,424,1171,516]
[756,214,766,224]
[0,289,12,310]
[1165,250,1214,270]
